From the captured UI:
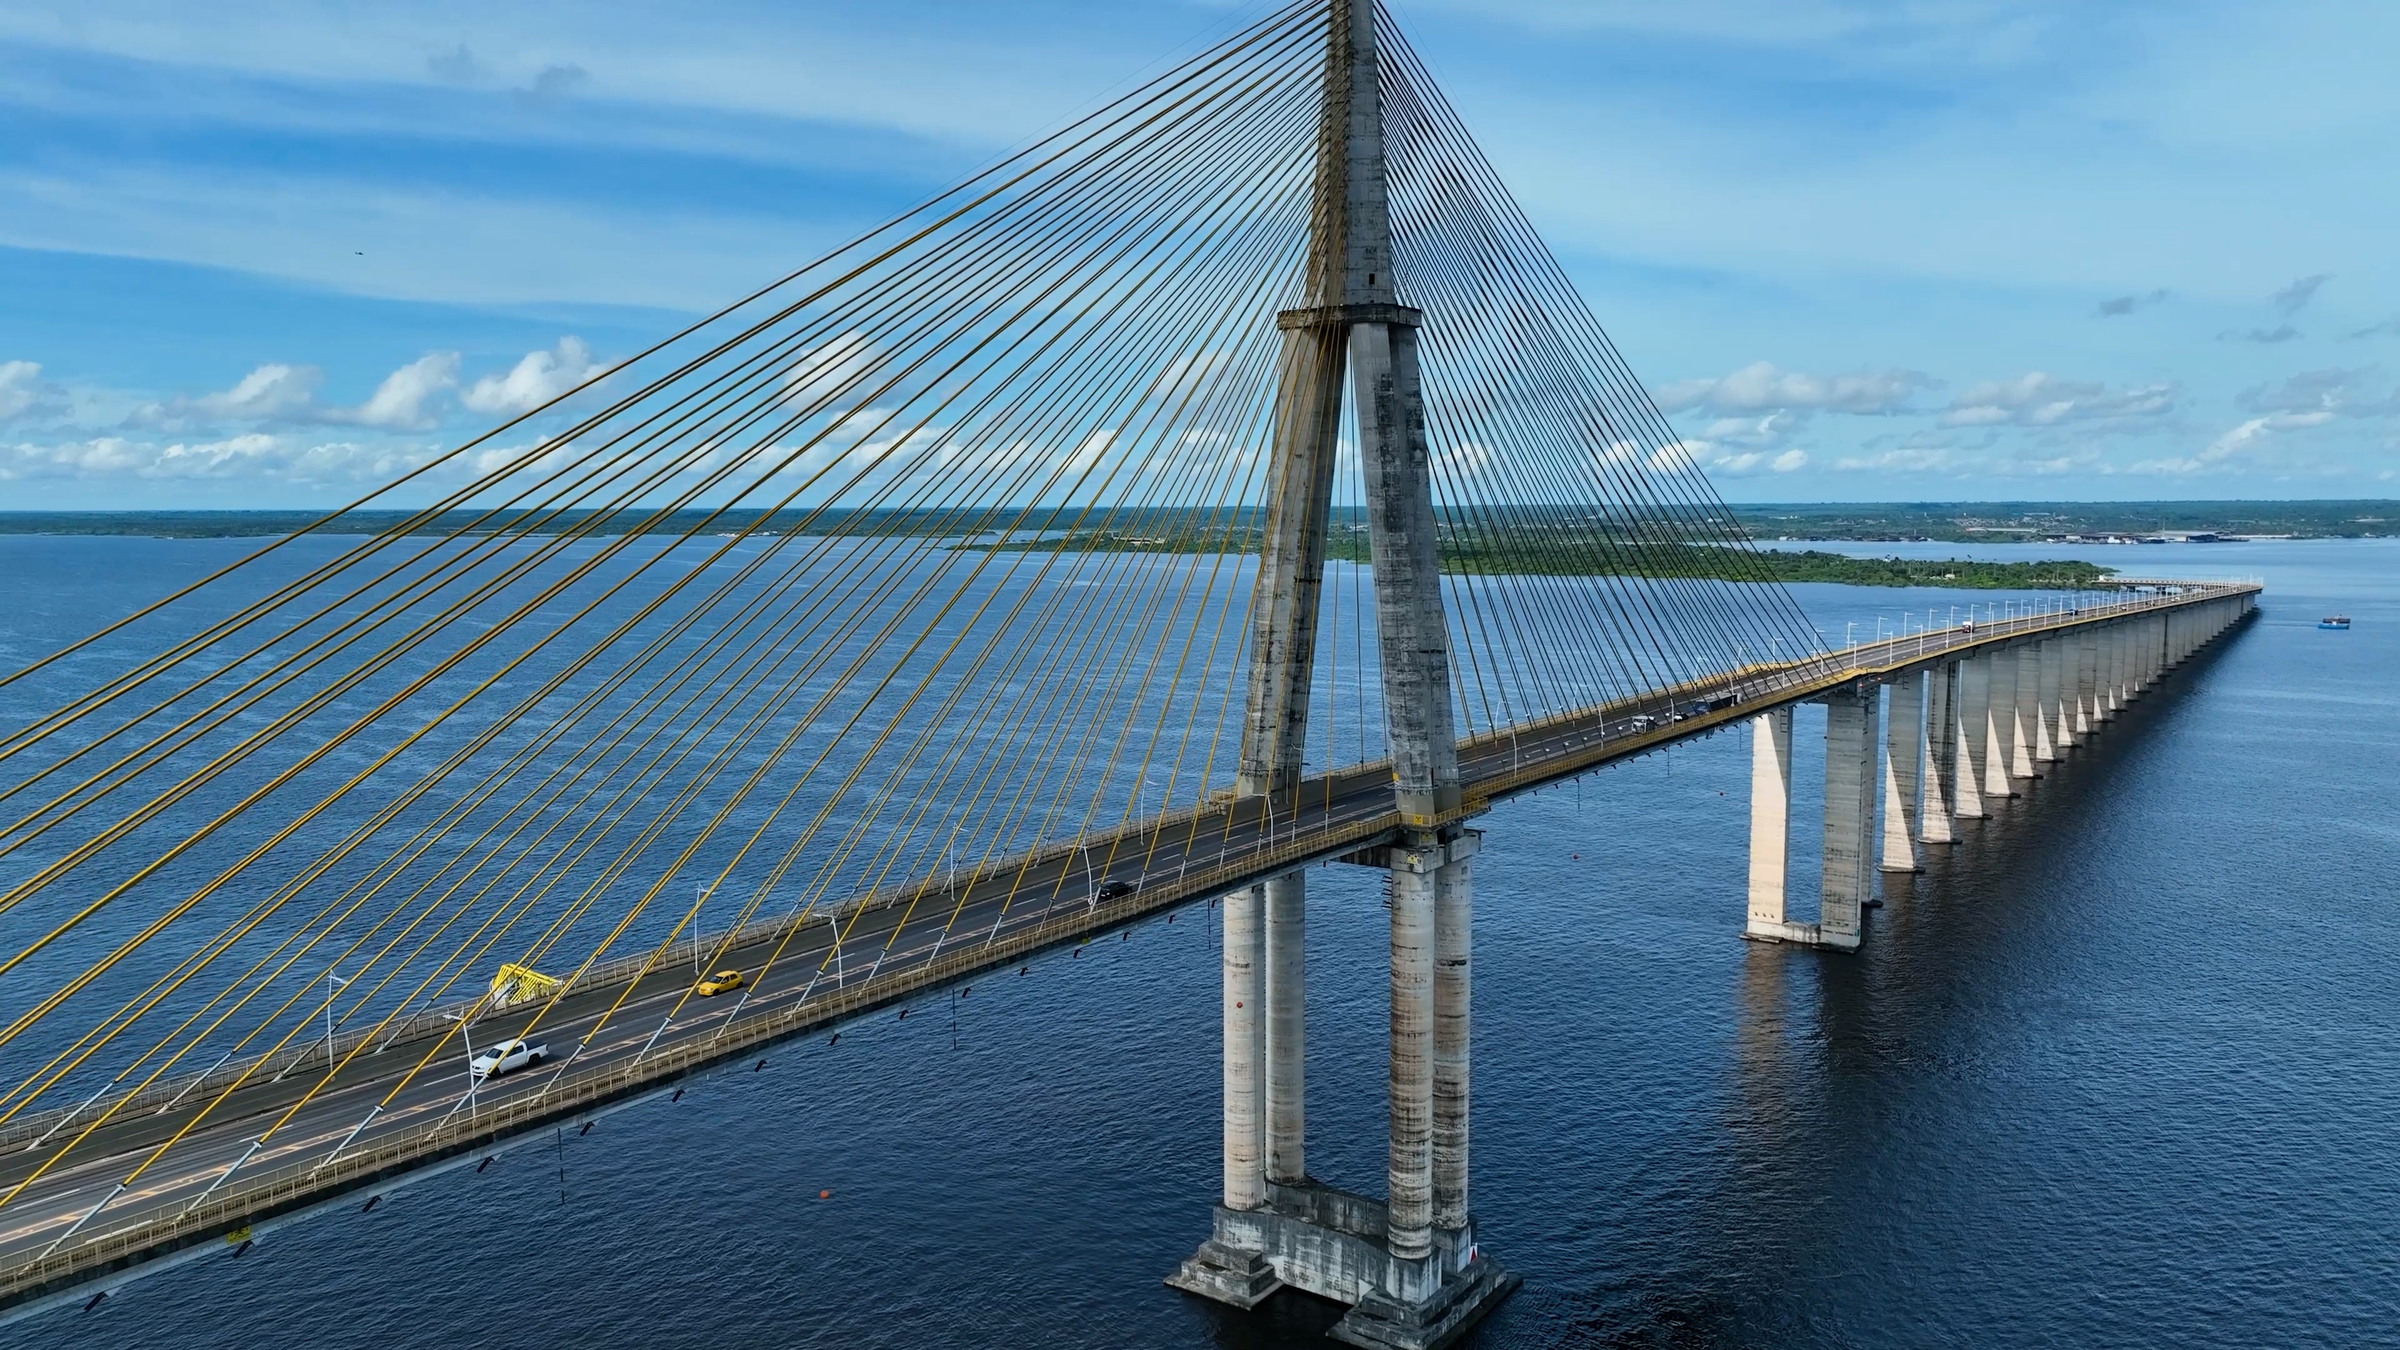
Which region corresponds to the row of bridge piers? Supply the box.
[1746,593,2255,950]
[1173,593,2250,1348]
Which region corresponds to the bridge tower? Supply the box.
[1169,2,1518,1344]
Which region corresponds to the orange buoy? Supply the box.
[819,1189,832,1200]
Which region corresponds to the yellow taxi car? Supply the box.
[695,969,745,996]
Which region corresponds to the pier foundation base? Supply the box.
[1170,1179,1518,1349]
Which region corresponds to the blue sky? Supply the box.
[0,0,2393,507]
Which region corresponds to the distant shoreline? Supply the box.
[0,500,2389,542]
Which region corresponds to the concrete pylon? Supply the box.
[1953,657,1988,819]
[1432,832,1476,1231]
[1744,708,1793,937]
[2043,638,2072,754]
[1981,655,2016,800]
[1880,672,1923,871]
[2075,627,2098,734]
[1918,661,1957,844]
[2034,640,2061,762]
[1385,840,1438,1261]
[1265,872,1306,1185]
[1222,883,1267,1211]
[1818,687,1877,947]
[2008,646,2039,780]
[1173,3,1516,1339]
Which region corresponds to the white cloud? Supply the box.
[350,351,459,429]
[1655,361,1935,415]
[1064,427,1116,477]
[190,363,322,419]
[0,361,68,423]
[0,433,439,483]
[462,337,608,416]
[128,354,465,430]
[777,334,879,415]
[1434,440,1494,480]
[1937,372,2174,427]
[1672,439,1808,477]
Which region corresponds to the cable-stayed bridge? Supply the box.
[0,3,2255,1342]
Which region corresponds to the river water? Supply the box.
[2,536,2393,1348]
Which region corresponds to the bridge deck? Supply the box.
[0,580,2255,1316]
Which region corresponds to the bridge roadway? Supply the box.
[0,580,2253,1318]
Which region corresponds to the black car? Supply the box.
[1095,880,1135,901]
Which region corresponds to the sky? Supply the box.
[0,0,2394,508]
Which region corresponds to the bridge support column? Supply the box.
[1266,871,1307,1186]
[1386,836,1437,1262]
[2008,646,2039,781]
[2045,638,2074,754]
[1817,687,1875,948]
[1432,831,1475,1232]
[2034,640,2061,763]
[1919,661,1957,844]
[1880,672,1923,872]
[2074,628,2096,735]
[1981,655,2017,801]
[1223,883,1267,1211]
[2102,627,2123,719]
[1952,658,1988,819]
[1743,709,1796,939]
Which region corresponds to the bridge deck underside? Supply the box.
[0,584,2250,1313]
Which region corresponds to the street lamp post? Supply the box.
[324,969,352,1068]
[442,1010,478,1118]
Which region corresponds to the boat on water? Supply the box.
[2318,616,2351,630]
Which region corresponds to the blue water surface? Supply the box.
[2,536,2394,1348]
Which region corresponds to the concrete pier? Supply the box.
[1954,656,1989,819]
[1980,656,2016,801]
[2008,646,2039,781]
[1744,697,1870,951]
[1432,833,1474,1232]
[1818,687,1876,947]
[1744,708,1796,939]
[2074,628,2096,735]
[1880,672,1924,871]
[1385,839,1437,1261]
[1222,882,1267,1212]
[1919,661,1957,844]
[2044,634,2064,749]
[1266,871,1306,1185]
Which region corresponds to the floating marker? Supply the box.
[361,1195,379,1213]
[819,1189,832,1199]
[83,1292,106,1313]
[755,1059,767,1072]
[671,1088,684,1103]
[476,1157,492,1173]
[829,1033,840,1045]
[579,1121,593,1136]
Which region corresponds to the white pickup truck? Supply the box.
[469,1038,548,1081]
